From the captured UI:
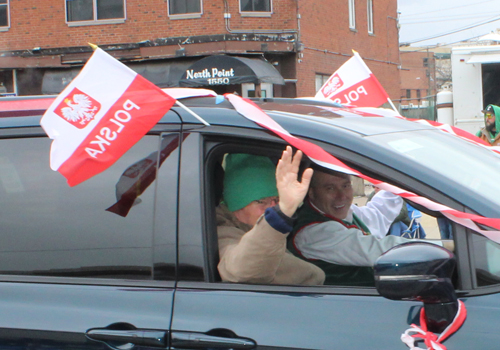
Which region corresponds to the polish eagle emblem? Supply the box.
[321,74,344,97]
[61,94,98,124]
[54,88,101,129]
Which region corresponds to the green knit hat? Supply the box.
[223,154,278,212]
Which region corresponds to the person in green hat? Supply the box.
[476,104,500,146]
[216,146,325,285]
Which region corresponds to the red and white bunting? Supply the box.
[225,93,500,243]
[401,300,467,350]
[225,94,358,175]
[315,51,389,107]
[410,118,500,156]
[41,48,177,187]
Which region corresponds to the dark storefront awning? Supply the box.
[179,55,285,87]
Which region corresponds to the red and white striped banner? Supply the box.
[225,94,500,243]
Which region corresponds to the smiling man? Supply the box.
[288,169,411,286]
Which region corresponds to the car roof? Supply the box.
[172,97,435,137]
[0,96,435,138]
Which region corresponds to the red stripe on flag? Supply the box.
[58,75,175,186]
[326,75,389,107]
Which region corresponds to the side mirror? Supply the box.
[374,242,457,333]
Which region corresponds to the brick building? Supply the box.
[0,0,400,100]
[399,48,437,108]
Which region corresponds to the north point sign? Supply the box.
[185,67,235,85]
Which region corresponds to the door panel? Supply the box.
[171,285,500,350]
[0,281,174,349]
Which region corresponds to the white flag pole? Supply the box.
[175,100,210,126]
[88,44,210,127]
[387,97,399,114]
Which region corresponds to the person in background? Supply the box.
[353,186,405,239]
[364,187,426,239]
[217,146,325,285]
[476,104,500,146]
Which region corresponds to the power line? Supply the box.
[401,13,495,25]
[401,33,486,51]
[404,15,500,44]
[400,0,498,18]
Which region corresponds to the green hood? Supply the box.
[478,104,500,142]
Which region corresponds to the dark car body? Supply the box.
[0,95,500,349]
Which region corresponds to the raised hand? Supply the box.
[275,146,313,217]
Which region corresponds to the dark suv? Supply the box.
[0,95,499,349]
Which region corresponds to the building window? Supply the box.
[367,0,373,34]
[168,0,202,16]
[240,0,271,12]
[416,90,421,100]
[348,0,356,30]
[315,74,330,93]
[406,89,411,99]
[0,70,15,96]
[66,0,125,24]
[242,83,273,98]
[0,0,9,29]
[423,57,429,67]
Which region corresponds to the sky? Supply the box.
[398,0,500,47]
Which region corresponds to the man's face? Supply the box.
[234,196,279,226]
[308,172,353,220]
[486,112,496,131]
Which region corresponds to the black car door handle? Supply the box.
[86,328,167,348]
[171,331,256,349]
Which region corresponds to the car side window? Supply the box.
[204,140,284,283]
[0,135,171,280]
[471,232,500,287]
[203,137,458,288]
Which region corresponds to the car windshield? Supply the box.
[367,129,500,208]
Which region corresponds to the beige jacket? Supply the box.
[216,204,325,285]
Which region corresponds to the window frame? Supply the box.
[0,0,9,31]
[348,0,356,30]
[315,73,330,93]
[168,0,203,19]
[0,124,181,288]
[367,0,373,34]
[239,0,272,17]
[65,0,126,27]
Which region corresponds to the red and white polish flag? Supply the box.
[41,48,176,187]
[315,50,389,107]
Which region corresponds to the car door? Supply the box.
[0,122,180,349]
[171,129,423,349]
[171,127,500,350]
